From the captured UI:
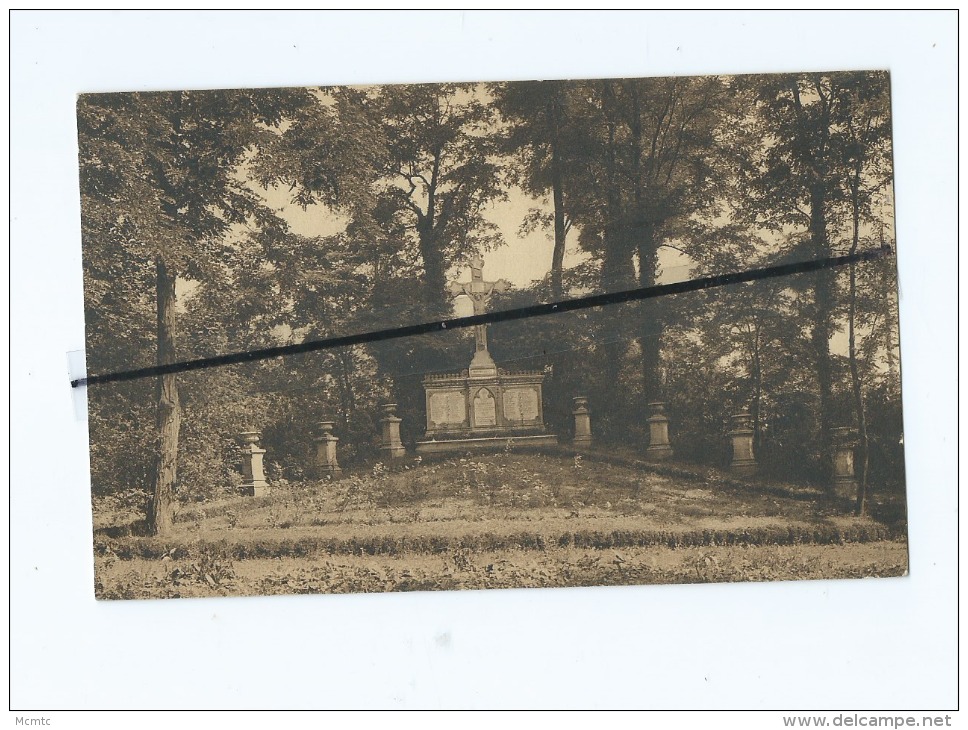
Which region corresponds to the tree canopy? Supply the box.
[78,72,902,526]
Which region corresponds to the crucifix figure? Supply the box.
[447,255,510,353]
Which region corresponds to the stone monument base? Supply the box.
[315,465,343,479]
[730,459,758,477]
[415,433,558,455]
[833,476,857,500]
[645,444,674,461]
[423,369,548,435]
[240,482,269,497]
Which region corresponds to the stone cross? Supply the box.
[447,255,510,353]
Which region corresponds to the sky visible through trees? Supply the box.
[78,72,903,535]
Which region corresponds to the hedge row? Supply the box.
[96,522,900,562]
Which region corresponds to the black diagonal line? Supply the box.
[71,246,891,389]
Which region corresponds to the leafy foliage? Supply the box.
[79,73,904,522]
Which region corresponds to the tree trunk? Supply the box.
[417,218,448,310]
[637,224,662,402]
[599,235,635,433]
[337,349,357,431]
[751,324,763,451]
[418,146,451,312]
[848,258,870,515]
[879,228,899,379]
[550,154,566,300]
[598,81,630,292]
[597,80,634,434]
[626,82,664,404]
[808,186,835,491]
[148,258,180,535]
[549,89,567,300]
[848,174,870,515]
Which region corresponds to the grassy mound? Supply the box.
[92,451,907,599]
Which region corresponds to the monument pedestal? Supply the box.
[468,348,498,379]
[573,396,592,448]
[728,409,757,477]
[416,433,557,454]
[645,402,674,461]
[379,403,406,459]
[416,368,556,454]
[831,426,858,499]
[240,430,270,497]
[419,256,557,454]
[313,421,343,478]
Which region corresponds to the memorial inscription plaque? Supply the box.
[473,388,497,427]
[429,390,466,427]
[503,388,540,423]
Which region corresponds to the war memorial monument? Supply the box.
[415,256,557,454]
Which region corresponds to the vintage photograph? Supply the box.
[78,72,907,600]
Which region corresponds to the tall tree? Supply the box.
[377,83,506,311]
[77,88,308,534]
[740,71,892,492]
[492,80,579,300]
[840,74,893,513]
[257,83,507,321]
[258,84,508,429]
[622,76,730,403]
[567,76,731,420]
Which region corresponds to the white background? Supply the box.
[8,10,959,712]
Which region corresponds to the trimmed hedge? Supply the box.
[96,522,900,562]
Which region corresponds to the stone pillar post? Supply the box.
[314,421,343,478]
[728,408,757,476]
[379,403,406,459]
[573,396,592,448]
[240,430,269,497]
[831,426,858,499]
[645,402,674,460]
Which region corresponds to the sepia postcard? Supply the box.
[78,72,908,600]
